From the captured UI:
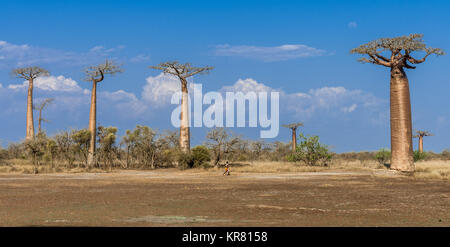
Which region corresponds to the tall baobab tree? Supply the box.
[34,98,54,136]
[413,130,433,153]
[84,60,123,167]
[12,67,49,140]
[351,34,444,172]
[149,61,213,153]
[282,122,303,152]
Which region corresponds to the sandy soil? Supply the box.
[0,169,448,226]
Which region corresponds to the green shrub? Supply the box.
[287,132,332,166]
[178,146,211,169]
[374,148,391,166]
[191,146,211,168]
[413,150,427,162]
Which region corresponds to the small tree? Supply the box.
[288,132,332,166]
[205,128,241,166]
[282,122,304,152]
[97,126,118,171]
[71,129,91,167]
[54,131,76,168]
[34,98,54,135]
[24,134,47,173]
[413,130,433,153]
[45,139,58,169]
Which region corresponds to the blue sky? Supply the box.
[1,0,449,152]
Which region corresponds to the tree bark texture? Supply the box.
[389,68,414,171]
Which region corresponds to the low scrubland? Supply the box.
[0,126,449,180]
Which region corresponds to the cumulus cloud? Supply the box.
[8,75,83,92]
[287,86,383,116]
[214,44,327,62]
[101,90,146,115]
[220,78,275,93]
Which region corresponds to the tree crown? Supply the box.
[12,66,49,80]
[282,122,304,130]
[351,34,444,69]
[150,61,213,80]
[84,60,123,83]
[413,130,433,138]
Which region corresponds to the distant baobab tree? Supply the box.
[34,98,54,135]
[12,67,49,140]
[413,130,433,153]
[282,122,303,152]
[84,60,123,167]
[351,34,444,172]
[150,61,213,153]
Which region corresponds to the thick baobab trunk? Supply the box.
[389,68,414,172]
[292,128,297,152]
[87,81,97,167]
[26,78,35,140]
[180,81,190,153]
[418,136,424,153]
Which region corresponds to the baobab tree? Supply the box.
[413,130,433,153]
[34,98,54,136]
[351,34,444,172]
[150,61,213,153]
[282,122,303,152]
[84,60,123,167]
[12,67,49,140]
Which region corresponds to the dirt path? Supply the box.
[0,169,449,226]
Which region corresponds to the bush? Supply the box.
[374,148,391,166]
[413,150,427,162]
[287,132,332,166]
[191,146,211,168]
[178,146,212,169]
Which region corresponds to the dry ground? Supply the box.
[0,162,449,226]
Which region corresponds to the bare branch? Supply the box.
[351,34,444,69]
[149,61,213,80]
[12,66,49,80]
[84,59,123,83]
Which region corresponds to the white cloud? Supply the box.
[341,104,357,113]
[142,73,180,106]
[141,72,196,107]
[348,22,358,28]
[0,40,124,67]
[214,44,327,61]
[130,54,151,63]
[220,78,275,93]
[101,90,147,115]
[8,75,82,92]
[287,86,382,116]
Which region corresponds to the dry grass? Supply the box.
[0,159,105,174]
[414,160,450,180]
[1,158,449,180]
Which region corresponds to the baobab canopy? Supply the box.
[351,34,445,69]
